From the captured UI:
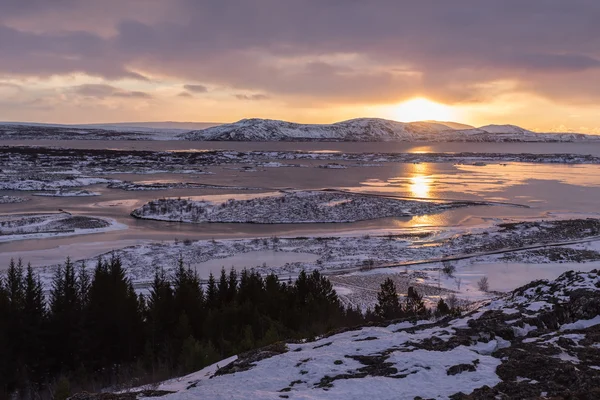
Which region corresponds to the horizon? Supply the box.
[1,2,600,134]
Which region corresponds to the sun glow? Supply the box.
[393,97,456,122]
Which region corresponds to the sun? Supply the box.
[393,97,456,122]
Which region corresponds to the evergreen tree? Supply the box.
[48,258,83,374]
[4,259,25,390]
[173,259,204,338]
[374,278,403,320]
[435,298,450,318]
[85,256,144,374]
[146,267,176,367]
[217,267,229,306]
[77,262,91,309]
[405,286,428,319]
[0,271,12,395]
[205,273,218,309]
[22,264,46,389]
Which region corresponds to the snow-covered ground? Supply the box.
[122,270,600,399]
[32,189,101,197]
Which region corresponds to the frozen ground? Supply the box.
[131,191,478,223]
[20,217,600,311]
[121,270,600,400]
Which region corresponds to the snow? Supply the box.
[560,315,600,331]
[32,190,101,197]
[157,324,502,400]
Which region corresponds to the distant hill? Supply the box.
[0,121,221,140]
[76,121,222,131]
[183,118,595,142]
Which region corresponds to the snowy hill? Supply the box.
[182,118,596,142]
[182,118,450,142]
[91,270,600,399]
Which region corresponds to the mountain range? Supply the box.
[182,118,594,142]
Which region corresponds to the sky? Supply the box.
[1,0,600,133]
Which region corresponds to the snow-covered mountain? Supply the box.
[182,118,450,142]
[95,270,600,399]
[182,118,596,142]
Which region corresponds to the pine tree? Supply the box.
[85,256,144,372]
[146,267,176,367]
[205,273,218,309]
[48,258,83,374]
[22,264,46,388]
[77,261,91,309]
[435,298,450,318]
[227,268,238,303]
[5,259,26,391]
[375,278,403,320]
[0,269,13,395]
[173,259,204,338]
[217,267,229,305]
[405,286,428,319]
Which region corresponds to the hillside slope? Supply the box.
[95,270,600,399]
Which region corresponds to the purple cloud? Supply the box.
[73,84,152,99]
[1,0,600,105]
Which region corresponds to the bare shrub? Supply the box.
[442,261,456,277]
[477,276,490,292]
[360,259,375,271]
[446,294,459,309]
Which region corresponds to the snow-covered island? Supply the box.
[131,191,479,224]
[0,212,124,242]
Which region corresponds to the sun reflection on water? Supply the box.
[409,163,432,198]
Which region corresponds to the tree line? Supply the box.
[0,258,457,399]
[0,257,365,399]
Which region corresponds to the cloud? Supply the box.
[234,94,269,101]
[177,91,193,98]
[183,84,208,93]
[73,84,152,99]
[1,0,600,110]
